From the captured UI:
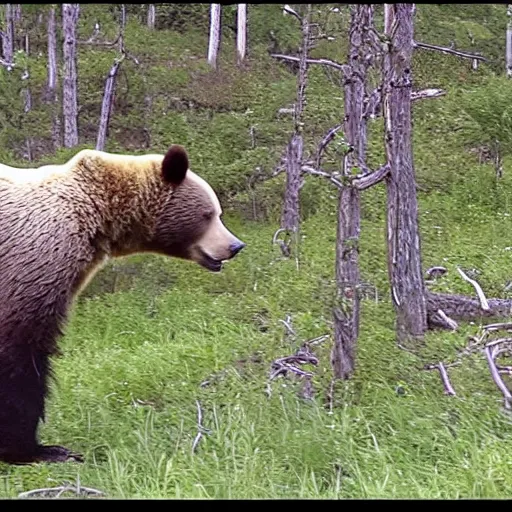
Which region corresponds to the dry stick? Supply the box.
[424,363,457,395]
[301,165,344,189]
[410,88,446,100]
[424,361,460,396]
[272,228,291,257]
[279,315,296,337]
[270,52,347,73]
[425,266,448,279]
[437,362,457,396]
[191,400,209,454]
[457,267,490,311]
[436,309,459,330]
[0,56,14,68]
[414,40,487,62]
[18,484,104,499]
[315,123,344,168]
[483,322,512,332]
[484,345,512,410]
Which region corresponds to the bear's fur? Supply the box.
[0,145,245,464]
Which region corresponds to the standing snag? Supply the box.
[382,3,428,345]
[207,4,221,69]
[47,5,61,150]
[62,3,80,148]
[2,4,14,70]
[96,5,129,152]
[147,4,156,29]
[331,4,375,380]
[237,4,247,65]
[21,33,32,161]
[280,4,312,257]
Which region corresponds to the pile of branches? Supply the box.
[425,322,512,410]
[267,333,330,400]
[424,265,512,410]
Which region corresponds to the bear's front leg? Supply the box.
[0,347,83,465]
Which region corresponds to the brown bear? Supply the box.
[0,145,245,465]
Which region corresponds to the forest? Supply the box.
[1,2,512,499]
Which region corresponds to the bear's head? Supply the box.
[148,145,246,272]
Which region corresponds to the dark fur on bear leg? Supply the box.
[0,346,82,465]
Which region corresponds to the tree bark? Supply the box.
[62,3,80,148]
[12,4,20,23]
[237,4,247,65]
[427,291,512,326]
[331,5,373,380]
[383,4,428,345]
[47,5,61,150]
[507,5,512,78]
[208,4,221,69]
[281,4,312,237]
[147,4,156,30]
[2,4,14,69]
[96,5,126,152]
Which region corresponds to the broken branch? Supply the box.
[352,163,390,190]
[457,267,490,311]
[414,40,487,62]
[424,362,457,395]
[315,123,344,168]
[191,400,210,453]
[484,345,512,410]
[270,53,348,74]
[301,165,344,189]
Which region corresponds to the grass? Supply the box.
[2,3,512,499]
[2,201,512,499]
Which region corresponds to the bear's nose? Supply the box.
[230,239,246,257]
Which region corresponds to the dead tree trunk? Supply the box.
[280,4,312,247]
[147,4,156,29]
[96,5,126,152]
[507,5,512,78]
[383,3,428,345]
[331,5,374,379]
[208,4,221,69]
[13,4,20,23]
[21,33,32,161]
[237,4,247,65]
[2,4,14,69]
[47,5,61,150]
[62,3,79,148]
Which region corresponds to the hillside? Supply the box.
[2,3,512,499]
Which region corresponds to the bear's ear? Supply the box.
[161,144,189,186]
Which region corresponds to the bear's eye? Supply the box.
[203,209,214,221]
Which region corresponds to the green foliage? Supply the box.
[459,75,512,156]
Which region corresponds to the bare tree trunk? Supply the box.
[331,5,374,379]
[21,33,32,161]
[96,5,126,152]
[507,5,512,78]
[47,5,61,150]
[237,4,247,65]
[281,4,312,239]
[2,4,14,69]
[12,4,20,23]
[208,4,221,69]
[62,3,79,148]
[147,4,156,29]
[383,4,427,345]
